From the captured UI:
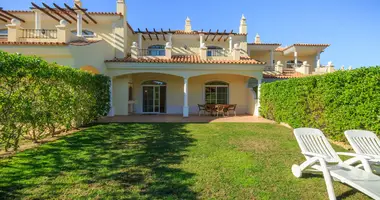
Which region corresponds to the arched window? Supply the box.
[205,81,229,104]
[0,29,8,39]
[207,46,224,56]
[286,60,303,68]
[147,45,165,56]
[71,30,96,38]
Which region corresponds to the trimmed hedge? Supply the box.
[0,51,110,151]
[260,66,380,141]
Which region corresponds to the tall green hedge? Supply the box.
[0,51,110,151]
[260,66,380,141]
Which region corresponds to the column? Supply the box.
[294,51,298,67]
[168,33,173,46]
[35,11,41,29]
[138,33,142,49]
[108,77,115,117]
[316,51,321,68]
[199,34,204,48]
[183,77,189,117]
[76,12,83,37]
[229,35,233,53]
[254,78,262,117]
[270,50,274,69]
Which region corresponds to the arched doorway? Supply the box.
[141,80,167,113]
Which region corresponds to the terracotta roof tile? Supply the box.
[0,41,67,46]
[248,43,281,46]
[69,40,102,46]
[105,55,264,65]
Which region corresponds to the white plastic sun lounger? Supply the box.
[345,130,380,174]
[292,128,380,200]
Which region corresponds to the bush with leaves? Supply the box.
[0,51,110,151]
[260,66,380,141]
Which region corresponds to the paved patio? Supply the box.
[98,114,275,123]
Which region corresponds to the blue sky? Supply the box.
[2,0,380,68]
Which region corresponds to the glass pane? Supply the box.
[160,86,166,113]
[154,87,160,113]
[143,86,154,112]
[216,87,228,104]
[205,87,217,104]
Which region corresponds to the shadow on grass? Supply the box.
[0,123,197,199]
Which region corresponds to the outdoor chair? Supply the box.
[215,105,226,117]
[292,128,380,200]
[345,130,380,174]
[227,104,237,116]
[198,104,207,116]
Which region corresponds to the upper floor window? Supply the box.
[71,30,96,38]
[286,60,303,68]
[207,46,224,56]
[0,29,8,39]
[147,45,165,56]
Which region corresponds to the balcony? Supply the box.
[138,49,166,57]
[21,29,57,39]
[207,49,229,57]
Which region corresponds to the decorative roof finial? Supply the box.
[185,16,192,32]
[254,33,261,44]
[239,14,247,34]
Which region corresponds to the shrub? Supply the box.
[260,66,380,141]
[0,51,110,151]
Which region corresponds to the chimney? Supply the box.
[117,0,127,17]
[254,33,261,44]
[239,14,247,34]
[74,0,82,7]
[185,17,192,32]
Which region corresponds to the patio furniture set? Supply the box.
[197,104,237,117]
[293,128,380,200]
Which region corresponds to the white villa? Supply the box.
[0,0,335,117]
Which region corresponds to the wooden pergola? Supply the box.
[134,28,237,42]
[0,7,25,23]
[29,2,98,25]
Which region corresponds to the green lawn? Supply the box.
[0,123,370,199]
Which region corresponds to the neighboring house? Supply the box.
[0,0,335,117]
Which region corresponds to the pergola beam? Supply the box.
[146,28,152,40]
[0,8,25,23]
[64,3,89,24]
[74,3,97,24]
[0,13,11,21]
[218,30,226,41]
[53,3,77,22]
[161,28,166,41]
[31,3,60,22]
[0,16,7,22]
[211,29,219,41]
[153,28,159,41]
[224,30,233,41]
[42,3,72,24]
[137,28,146,40]
[204,29,211,41]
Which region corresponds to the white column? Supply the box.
[168,33,173,46]
[316,51,321,68]
[76,12,83,37]
[108,77,115,117]
[138,33,142,49]
[199,34,204,48]
[34,11,41,29]
[183,77,189,117]
[229,36,233,53]
[270,50,274,69]
[294,51,298,67]
[254,78,262,117]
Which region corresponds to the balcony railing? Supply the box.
[21,29,57,39]
[139,49,165,56]
[207,49,229,57]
